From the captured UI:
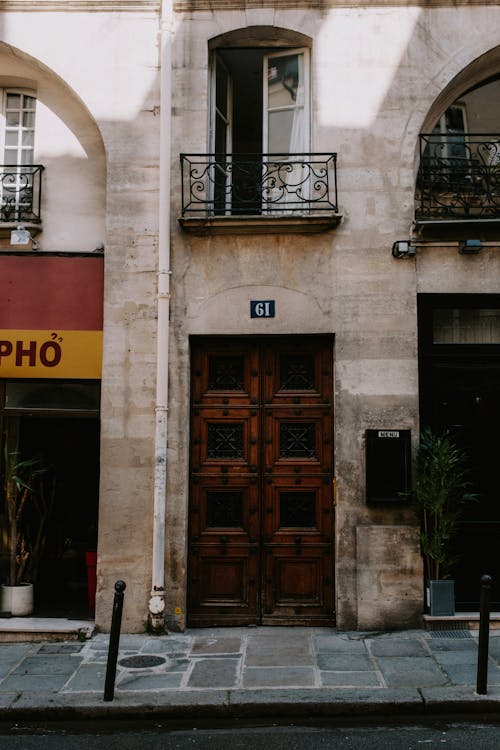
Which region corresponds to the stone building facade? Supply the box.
[0,1,499,633]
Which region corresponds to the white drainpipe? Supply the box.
[148,0,172,633]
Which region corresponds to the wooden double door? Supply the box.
[188,337,335,626]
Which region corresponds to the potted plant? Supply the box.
[413,428,477,616]
[0,442,55,616]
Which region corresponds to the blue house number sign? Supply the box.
[250,300,275,318]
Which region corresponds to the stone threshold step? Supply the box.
[0,617,95,642]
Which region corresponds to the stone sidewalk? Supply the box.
[1,627,500,721]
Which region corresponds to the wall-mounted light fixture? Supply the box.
[10,226,31,246]
[459,239,482,255]
[392,240,417,259]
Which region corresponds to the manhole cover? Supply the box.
[118,655,166,669]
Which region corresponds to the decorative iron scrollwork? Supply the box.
[280,355,315,390]
[180,153,338,216]
[207,423,244,459]
[279,422,316,458]
[416,135,500,221]
[0,165,44,223]
[208,355,244,391]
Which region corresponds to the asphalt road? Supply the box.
[2,721,500,749]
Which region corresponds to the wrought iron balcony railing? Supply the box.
[0,165,44,223]
[180,153,338,216]
[416,134,500,222]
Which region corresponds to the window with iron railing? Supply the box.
[180,152,338,217]
[416,131,500,222]
[0,91,43,224]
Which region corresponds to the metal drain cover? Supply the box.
[430,630,473,639]
[118,655,166,668]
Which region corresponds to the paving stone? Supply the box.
[191,637,242,655]
[245,636,312,666]
[0,673,71,692]
[314,635,367,654]
[0,693,17,707]
[38,644,83,654]
[165,657,190,672]
[440,663,500,686]
[63,663,106,691]
[376,657,448,688]
[0,644,35,660]
[187,658,239,688]
[320,671,382,687]
[316,653,374,671]
[117,672,183,690]
[142,638,190,655]
[12,655,82,675]
[0,657,25,678]
[368,638,428,657]
[427,639,477,653]
[242,667,316,688]
[431,650,480,665]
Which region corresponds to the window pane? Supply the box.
[6,93,20,109]
[6,111,20,127]
[20,149,33,165]
[267,54,300,109]
[268,109,296,152]
[23,111,35,128]
[22,131,34,148]
[433,309,500,344]
[4,149,17,165]
[4,381,101,411]
[23,95,36,109]
[4,131,18,147]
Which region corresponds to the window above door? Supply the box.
[179,42,341,235]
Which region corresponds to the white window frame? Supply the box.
[0,89,37,222]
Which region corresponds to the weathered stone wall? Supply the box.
[3,1,499,632]
[0,3,162,631]
[167,4,500,631]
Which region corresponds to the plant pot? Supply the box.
[0,583,34,616]
[427,579,455,616]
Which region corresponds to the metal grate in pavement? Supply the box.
[429,629,473,639]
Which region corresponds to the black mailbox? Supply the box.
[366,429,411,504]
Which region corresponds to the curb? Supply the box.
[2,687,500,723]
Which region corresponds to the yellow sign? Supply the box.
[0,329,103,379]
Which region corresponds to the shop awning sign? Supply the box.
[0,329,103,379]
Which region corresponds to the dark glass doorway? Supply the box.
[419,296,500,609]
[1,382,100,620]
[17,416,100,618]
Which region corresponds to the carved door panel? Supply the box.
[188,338,334,626]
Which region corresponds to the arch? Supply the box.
[208,25,312,50]
[420,44,500,134]
[0,41,106,250]
[0,41,106,163]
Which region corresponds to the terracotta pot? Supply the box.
[1,583,34,616]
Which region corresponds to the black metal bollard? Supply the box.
[104,580,126,702]
[476,574,492,695]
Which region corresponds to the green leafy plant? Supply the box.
[2,443,55,586]
[414,428,477,581]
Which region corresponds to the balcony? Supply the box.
[415,135,500,226]
[179,153,341,235]
[0,165,44,238]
